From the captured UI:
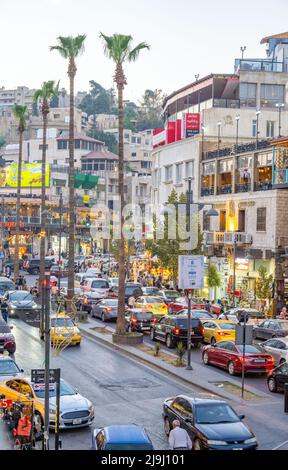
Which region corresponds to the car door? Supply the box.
[212,341,231,367]
[263,339,281,363]
[267,321,279,339]
[178,398,196,439]
[273,340,287,364]
[202,321,214,343]
[93,301,102,318]
[255,320,270,340]
[275,363,288,391]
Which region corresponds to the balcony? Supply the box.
[205,231,252,245]
[213,98,240,109]
[217,185,232,195]
[205,140,271,160]
[234,58,284,73]
[201,187,215,197]
[254,181,272,191]
[235,183,251,193]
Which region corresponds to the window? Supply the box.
[75,139,80,149]
[266,121,275,138]
[53,159,57,165]
[238,210,245,232]
[57,140,68,150]
[108,185,113,193]
[239,82,257,107]
[39,144,48,150]
[131,152,137,157]
[53,114,60,119]
[260,84,285,108]
[256,207,266,231]
[252,120,257,137]
[186,161,194,178]
[220,210,226,231]
[141,161,151,169]
[131,136,136,143]
[144,152,148,157]
[175,163,183,183]
[137,137,141,144]
[165,165,173,182]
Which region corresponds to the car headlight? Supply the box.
[88,404,94,413]
[244,437,257,444]
[32,304,38,309]
[10,304,16,309]
[207,440,227,446]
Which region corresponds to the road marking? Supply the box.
[272,439,288,450]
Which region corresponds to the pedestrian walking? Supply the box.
[168,420,192,450]
[1,298,8,323]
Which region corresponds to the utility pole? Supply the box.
[186,178,193,371]
[232,233,236,307]
[43,273,51,450]
[58,192,63,292]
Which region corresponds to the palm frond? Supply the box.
[128,42,150,62]
[100,32,133,64]
[50,35,86,59]
[50,45,68,58]
[33,81,58,103]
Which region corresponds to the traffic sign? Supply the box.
[178,255,204,289]
[31,368,60,384]
[235,325,254,345]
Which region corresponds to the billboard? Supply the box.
[178,255,204,289]
[183,113,200,138]
[0,163,50,188]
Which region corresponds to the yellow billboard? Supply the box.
[0,163,50,188]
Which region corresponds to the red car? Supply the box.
[202,341,274,376]
[0,319,16,354]
[168,297,206,314]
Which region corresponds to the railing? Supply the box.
[205,231,253,245]
[205,139,271,160]
[217,185,232,194]
[254,181,272,191]
[235,183,251,193]
[234,58,284,73]
[201,187,215,196]
[0,216,64,225]
[213,98,240,109]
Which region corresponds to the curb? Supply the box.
[79,326,270,404]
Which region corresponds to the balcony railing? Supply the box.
[217,185,232,194]
[234,58,284,73]
[213,98,240,109]
[201,187,215,197]
[254,181,272,191]
[205,231,253,245]
[235,183,251,193]
[205,139,271,160]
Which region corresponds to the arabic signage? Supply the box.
[0,163,50,188]
[183,113,200,138]
[178,255,204,289]
[31,368,60,384]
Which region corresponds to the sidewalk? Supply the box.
[79,319,274,406]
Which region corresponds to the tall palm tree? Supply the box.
[100,33,150,335]
[50,35,86,308]
[33,81,58,296]
[12,105,27,280]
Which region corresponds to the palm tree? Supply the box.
[50,35,86,308]
[33,81,58,296]
[100,33,150,336]
[12,105,27,280]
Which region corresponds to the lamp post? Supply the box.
[217,121,221,157]
[256,110,261,149]
[58,192,63,292]
[201,124,205,160]
[195,74,200,113]
[276,103,284,138]
[235,115,240,152]
[240,46,246,60]
[232,233,236,307]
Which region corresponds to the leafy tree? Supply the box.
[137,88,165,131]
[256,265,273,312]
[100,32,150,336]
[87,128,118,154]
[207,263,221,300]
[79,81,114,123]
[50,34,86,306]
[124,101,138,131]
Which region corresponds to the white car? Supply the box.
[108,277,119,288]
[85,267,102,277]
[81,278,110,296]
[260,337,288,366]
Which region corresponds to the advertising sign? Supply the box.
[0,163,50,188]
[178,255,204,289]
[184,113,200,138]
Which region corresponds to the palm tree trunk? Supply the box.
[39,109,48,300]
[14,130,23,280]
[116,83,126,335]
[67,60,76,310]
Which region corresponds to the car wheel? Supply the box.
[268,377,278,393]
[193,438,203,450]
[203,351,209,365]
[228,361,235,376]
[8,347,16,355]
[164,417,171,436]
[101,313,106,322]
[166,334,174,349]
[211,337,216,345]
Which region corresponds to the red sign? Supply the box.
[0,399,12,408]
[166,121,176,144]
[185,113,200,137]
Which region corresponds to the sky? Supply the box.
[1,0,288,103]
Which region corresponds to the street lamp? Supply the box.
[201,124,205,160]
[240,46,246,60]
[235,115,240,151]
[217,121,222,157]
[276,103,285,138]
[255,110,261,149]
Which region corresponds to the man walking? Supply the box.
[168,420,192,450]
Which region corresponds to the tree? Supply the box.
[256,265,273,312]
[207,263,221,301]
[146,190,203,285]
[12,105,28,279]
[87,129,118,154]
[50,35,86,308]
[137,88,165,130]
[79,81,111,125]
[100,32,150,336]
[124,101,138,131]
[33,81,58,298]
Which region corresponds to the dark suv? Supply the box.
[125,309,153,333]
[151,314,204,349]
[124,283,143,304]
[23,258,54,275]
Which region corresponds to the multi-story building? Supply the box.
[151,32,288,310]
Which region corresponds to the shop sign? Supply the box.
[0,399,12,408]
[183,113,200,138]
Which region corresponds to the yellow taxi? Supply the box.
[201,320,236,345]
[49,314,81,346]
[134,296,168,317]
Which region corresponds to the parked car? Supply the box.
[134,296,168,317]
[0,277,15,298]
[124,283,143,304]
[202,341,275,375]
[125,308,153,332]
[81,278,110,297]
[178,309,215,320]
[168,297,206,314]
[91,298,118,321]
[162,394,258,450]
[92,425,154,450]
[108,277,119,288]
[225,308,264,325]
[157,290,181,304]
[50,264,69,278]
[267,362,288,393]
[253,319,288,340]
[151,314,204,349]
[23,258,53,275]
[260,337,288,365]
[0,356,23,377]
[3,260,23,272]
[78,291,103,313]
[0,319,16,354]
[0,376,94,429]
[201,320,236,345]
[4,290,40,318]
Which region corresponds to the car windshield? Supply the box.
[33,379,75,398]
[91,280,109,289]
[195,403,240,424]
[145,297,164,304]
[0,360,20,375]
[279,322,288,329]
[104,300,118,307]
[51,318,75,327]
[191,311,212,319]
[237,345,263,353]
[105,444,153,450]
[163,291,180,298]
[175,318,199,328]
[219,324,236,330]
[10,292,33,302]
[125,286,141,294]
[134,312,153,320]
[0,283,14,294]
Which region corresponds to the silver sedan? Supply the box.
[260,337,288,366]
